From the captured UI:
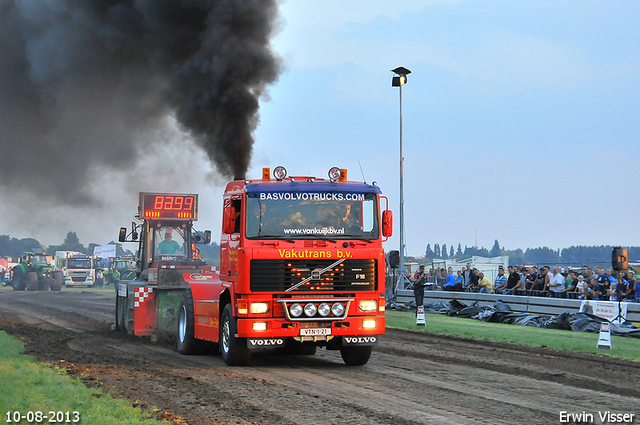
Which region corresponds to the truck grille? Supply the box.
[250,259,377,292]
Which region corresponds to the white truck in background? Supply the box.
[54,251,96,287]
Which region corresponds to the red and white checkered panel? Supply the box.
[134,287,154,308]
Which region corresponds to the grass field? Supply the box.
[385,309,640,361]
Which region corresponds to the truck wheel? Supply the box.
[50,272,63,291]
[12,270,25,291]
[26,272,38,291]
[220,304,251,366]
[177,289,204,354]
[340,345,372,366]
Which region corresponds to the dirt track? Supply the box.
[0,290,639,425]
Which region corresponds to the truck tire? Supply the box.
[339,345,372,366]
[26,272,38,291]
[220,304,251,366]
[177,289,205,354]
[12,270,25,291]
[50,272,63,291]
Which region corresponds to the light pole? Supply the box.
[392,66,411,279]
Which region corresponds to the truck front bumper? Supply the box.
[236,315,385,342]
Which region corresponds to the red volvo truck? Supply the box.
[116,166,392,366]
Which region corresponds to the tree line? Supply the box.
[423,240,640,268]
[0,231,221,266]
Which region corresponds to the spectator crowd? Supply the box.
[410,263,640,302]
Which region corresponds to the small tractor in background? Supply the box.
[11,251,62,291]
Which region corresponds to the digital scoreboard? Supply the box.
[139,192,198,221]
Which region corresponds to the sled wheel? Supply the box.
[115,292,127,331]
[340,345,372,366]
[220,304,251,366]
[26,272,38,291]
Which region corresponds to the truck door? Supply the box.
[220,197,241,281]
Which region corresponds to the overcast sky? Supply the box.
[2,0,639,258]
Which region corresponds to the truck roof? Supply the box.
[226,179,382,196]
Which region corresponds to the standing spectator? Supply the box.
[580,265,589,279]
[635,276,640,303]
[462,263,473,290]
[94,269,104,288]
[605,268,618,300]
[561,271,579,298]
[594,266,610,300]
[436,268,447,289]
[494,266,508,293]
[523,266,539,295]
[620,270,636,302]
[477,272,494,294]
[505,266,522,294]
[584,268,594,283]
[468,269,480,292]
[565,270,576,290]
[413,265,428,310]
[586,277,602,300]
[575,275,587,299]
[547,267,565,298]
[533,266,550,296]
[456,270,464,290]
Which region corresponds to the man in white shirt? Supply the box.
[548,267,565,298]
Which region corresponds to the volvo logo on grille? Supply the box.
[311,269,321,280]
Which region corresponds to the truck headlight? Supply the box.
[317,302,331,317]
[250,302,269,314]
[290,303,303,318]
[358,300,377,313]
[303,303,317,317]
[331,302,345,317]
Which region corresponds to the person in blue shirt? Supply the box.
[444,267,460,291]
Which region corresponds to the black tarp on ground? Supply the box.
[387,298,640,338]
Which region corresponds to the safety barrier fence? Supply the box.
[395,289,640,323]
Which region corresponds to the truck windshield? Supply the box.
[245,192,379,239]
[153,226,186,259]
[67,259,91,269]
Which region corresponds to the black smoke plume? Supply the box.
[0,0,281,204]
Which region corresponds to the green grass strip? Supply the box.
[0,331,169,425]
[385,310,640,361]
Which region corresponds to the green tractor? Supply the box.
[11,252,63,291]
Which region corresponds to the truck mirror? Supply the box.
[204,230,211,245]
[223,207,236,234]
[382,210,393,237]
[118,227,127,242]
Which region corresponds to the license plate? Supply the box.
[300,328,331,336]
